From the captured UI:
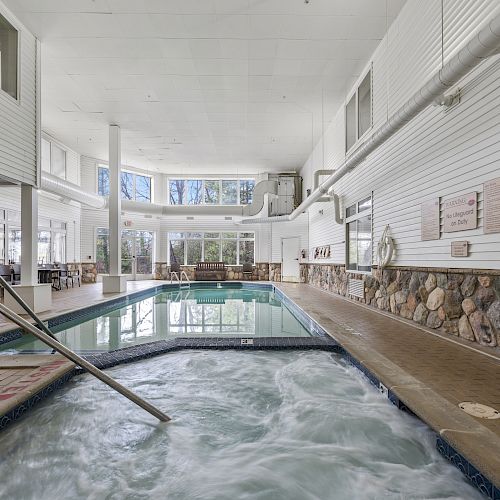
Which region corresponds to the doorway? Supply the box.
[121,230,154,280]
[281,237,300,282]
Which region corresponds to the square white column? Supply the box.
[9,185,53,312]
[102,124,127,293]
[4,284,52,314]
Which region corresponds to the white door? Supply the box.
[281,237,300,282]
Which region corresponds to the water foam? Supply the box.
[0,351,483,499]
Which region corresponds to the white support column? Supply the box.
[21,185,38,286]
[5,185,52,313]
[103,124,127,293]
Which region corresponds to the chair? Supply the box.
[58,264,71,289]
[0,264,13,298]
[69,266,81,287]
[0,264,13,283]
[45,264,62,290]
[242,262,253,281]
[11,264,21,285]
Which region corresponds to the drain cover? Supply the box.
[458,402,500,419]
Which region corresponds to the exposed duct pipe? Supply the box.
[241,11,500,224]
[332,193,343,225]
[242,180,278,216]
[39,173,274,218]
[121,200,244,217]
[40,172,106,209]
[314,170,333,202]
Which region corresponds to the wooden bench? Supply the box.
[194,262,227,281]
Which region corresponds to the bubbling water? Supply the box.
[0,351,483,500]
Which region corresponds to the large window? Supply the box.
[8,228,21,263]
[6,220,66,264]
[0,13,18,100]
[96,229,154,275]
[96,228,110,274]
[345,69,372,152]
[37,230,51,264]
[168,232,254,266]
[346,196,372,272]
[97,165,152,203]
[168,179,255,206]
[41,138,67,180]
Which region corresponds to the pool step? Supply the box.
[0,355,75,420]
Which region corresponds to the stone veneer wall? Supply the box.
[154,262,280,282]
[300,264,500,348]
[80,263,97,283]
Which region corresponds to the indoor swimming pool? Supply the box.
[0,350,483,500]
[0,286,311,354]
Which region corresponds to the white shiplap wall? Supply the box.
[300,0,500,270]
[80,208,162,263]
[0,134,82,261]
[0,2,38,186]
[0,187,81,262]
[80,155,271,264]
[270,214,308,263]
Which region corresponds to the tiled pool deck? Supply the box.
[275,283,500,499]
[0,280,498,498]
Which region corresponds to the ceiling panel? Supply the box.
[5,0,406,174]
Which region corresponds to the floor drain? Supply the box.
[458,402,500,419]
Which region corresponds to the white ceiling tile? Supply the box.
[4,0,407,173]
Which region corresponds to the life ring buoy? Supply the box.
[377,225,395,269]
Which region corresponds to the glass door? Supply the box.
[121,230,135,276]
[135,231,154,276]
[121,230,154,279]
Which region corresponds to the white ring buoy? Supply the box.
[377,225,395,269]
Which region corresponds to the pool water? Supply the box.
[0,351,481,500]
[1,288,310,354]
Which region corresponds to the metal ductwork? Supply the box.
[242,180,278,216]
[241,11,500,225]
[314,170,334,202]
[40,173,277,218]
[121,200,244,217]
[40,172,106,209]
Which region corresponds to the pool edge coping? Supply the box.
[0,281,497,498]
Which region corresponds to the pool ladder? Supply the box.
[170,270,191,288]
[0,275,171,423]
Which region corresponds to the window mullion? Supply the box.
[236,235,240,265]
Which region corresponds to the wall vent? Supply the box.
[348,278,364,299]
[225,216,233,220]
[186,216,194,220]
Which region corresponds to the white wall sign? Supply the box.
[484,177,500,234]
[443,192,477,233]
[451,241,468,257]
[421,198,440,240]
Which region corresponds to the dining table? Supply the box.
[37,268,62,290]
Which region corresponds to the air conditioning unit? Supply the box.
[268,173,302,216]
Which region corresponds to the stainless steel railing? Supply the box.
[0,276,171,422]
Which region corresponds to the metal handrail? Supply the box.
[170,270,190,287]
[180,271,191,286]
[0,275,58,341]
[0,280,171,422]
